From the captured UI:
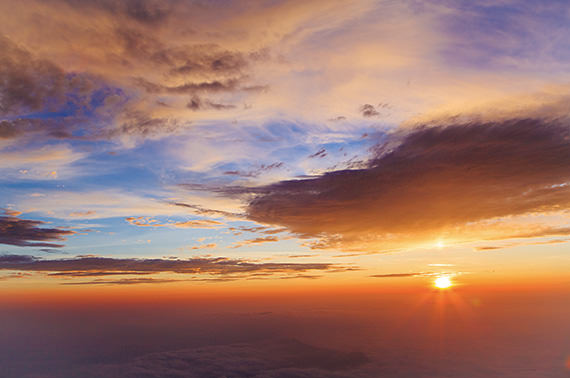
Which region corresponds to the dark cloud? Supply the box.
[112,25,264,77]
[62,0,173,25]
[61,277,182,285]
[171,201,245,219]
[0,36,66,115]
[224,117,570,250]
[0,28,261,142]
[329,116,347,122]
[359,103,390,118]
[0,254,352,281]
[308,148,327,158]
[187,96,236,111]
[223,162,284,178]
[135,77,243,95]
[0,35,102,117]
[0,215,75,248]
[106,112,184,139]
[48,271,152,277]
[359,104,379,117]
[0,36,141,142]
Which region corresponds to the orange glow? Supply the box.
[434,276,452,289]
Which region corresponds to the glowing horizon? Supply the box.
[0,1,569,377]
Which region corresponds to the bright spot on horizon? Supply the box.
[434,276,453,289]
[435,240,445,249]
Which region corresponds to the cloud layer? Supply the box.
[36,339,370,378]
[0,254,351,283]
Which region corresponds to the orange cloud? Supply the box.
[125,216,223,228]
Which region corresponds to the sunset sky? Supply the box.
[0,1,569,377]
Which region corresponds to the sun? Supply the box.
[434,276,452,289]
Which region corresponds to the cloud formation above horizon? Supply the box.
[0,213,74,248]
[0,0,569,284]
[0,254,353,283]
[232,117,570,251]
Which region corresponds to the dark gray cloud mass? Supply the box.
[232,117,570,249]
[61,0,174,25]
[0,215,75,247]
[0,254,350,282]
[0,36,102,117]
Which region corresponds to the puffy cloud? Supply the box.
[232,117,570,251]
[0,214,74,247]
[359,104,379,118]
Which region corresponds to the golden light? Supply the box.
[434,276,452,289]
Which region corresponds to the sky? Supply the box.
[0,0,569,377]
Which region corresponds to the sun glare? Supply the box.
[434,276,452,289]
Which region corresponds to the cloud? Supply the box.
[223,162,284,178]
[62,0,174,25]
[226,117,570,251]
[52,339,370,378]
[61,277,183,285]
[231,236,281,248]
[308,148,327,159]
[0,144,86,179]
[189,243,217,250]
[13,189,243,222]
[0,272,32,281]
[473,237,570,252]
[0,214,75,247]
[370,273,426,278]
[125,216,224,228]
[359,104,379,117]
[0,254,352,281]
[171,202,245,220]
[0,10,267,145]
[68,210,97,218]
[0,35,68,115]
[187,96,236,111]
[2,209,22,217]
